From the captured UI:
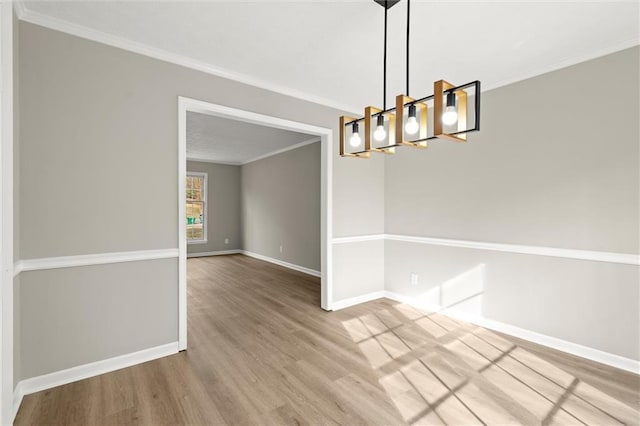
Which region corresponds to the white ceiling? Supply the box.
[20,1,639,114]
[186,112,316,164]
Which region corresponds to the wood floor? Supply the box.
[16,254,640,425]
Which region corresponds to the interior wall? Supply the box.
[16,21,385,381]
[19,259,178,379]
[384,47,640,360]
[186,161,241,254]
[241,142,321,271]
[333,240,385,301]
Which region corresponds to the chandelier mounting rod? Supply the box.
[383,5,387,110]
[406,0,410,97]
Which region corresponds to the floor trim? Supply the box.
[331,291,386,311]
[187,249,241,258]
[330,289,639,374]
[13,341,179,421]
[382,291,640,375]
[241,250,321,277]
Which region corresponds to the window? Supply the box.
[186,172,207,243]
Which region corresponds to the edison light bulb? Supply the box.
[405,116,419,134]
[442,92,458,125]
[349,132,361,147]
[405,104,419,135]
[442,106,458,125]
[349,122,361,147]
[374,115,386,141]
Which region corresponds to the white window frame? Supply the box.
[186,171,208,244]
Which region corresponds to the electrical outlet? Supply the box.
[410,273,419,286]
[279,245,283,253]
[224,238,229,245]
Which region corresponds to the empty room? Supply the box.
[0,0,638,425]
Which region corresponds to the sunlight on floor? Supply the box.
[342,303,638,425]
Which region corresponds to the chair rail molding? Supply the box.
[13,248,180,276]
[332,234,640,266]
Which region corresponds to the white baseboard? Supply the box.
[241,250,321,277]
[187,249,241,258]
[382,291,640,375]
[331,291,386,311]
[13,341,179,420]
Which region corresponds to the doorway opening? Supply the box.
[177,97,333,350]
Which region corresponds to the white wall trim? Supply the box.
[0,3,14,424]
[187,137,321,167]
[14,3,361,116]
[382,291,640,375]
[241,137,320,165]
[14,2,640,114]
[331,291,386,311]
[16,342,179,401]
[385,234,640,266]
[241,250,321,278]
[332,234,386,244]
[187,249,241,258]
[186,156,241,166]
[12,382,23,423]
[332,234,640,266]
[178,98,188,351]
[484,36,639,96]
[13,248,179,276]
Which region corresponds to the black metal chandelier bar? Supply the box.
[340,0,481,158]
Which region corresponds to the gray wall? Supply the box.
[242,142,321,271]
[186,161,241,254]
[20,259,178,379]
[333,240,385,301]
[384,47,640,360]
[17,21,385,381]
[385,47,639,254]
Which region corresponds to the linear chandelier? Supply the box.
[340,0,481,158]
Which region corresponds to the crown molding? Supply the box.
[14,0,27,20]
[481,36,640,93]
[186,156,241,166]
[15,1,639,124]
[14,1,361,115]
[241,137,320,165]
[187,137,320,166]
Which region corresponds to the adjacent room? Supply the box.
[1,1,638,425]
[184,111,321,280]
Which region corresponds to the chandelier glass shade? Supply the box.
[340,0,481,158]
